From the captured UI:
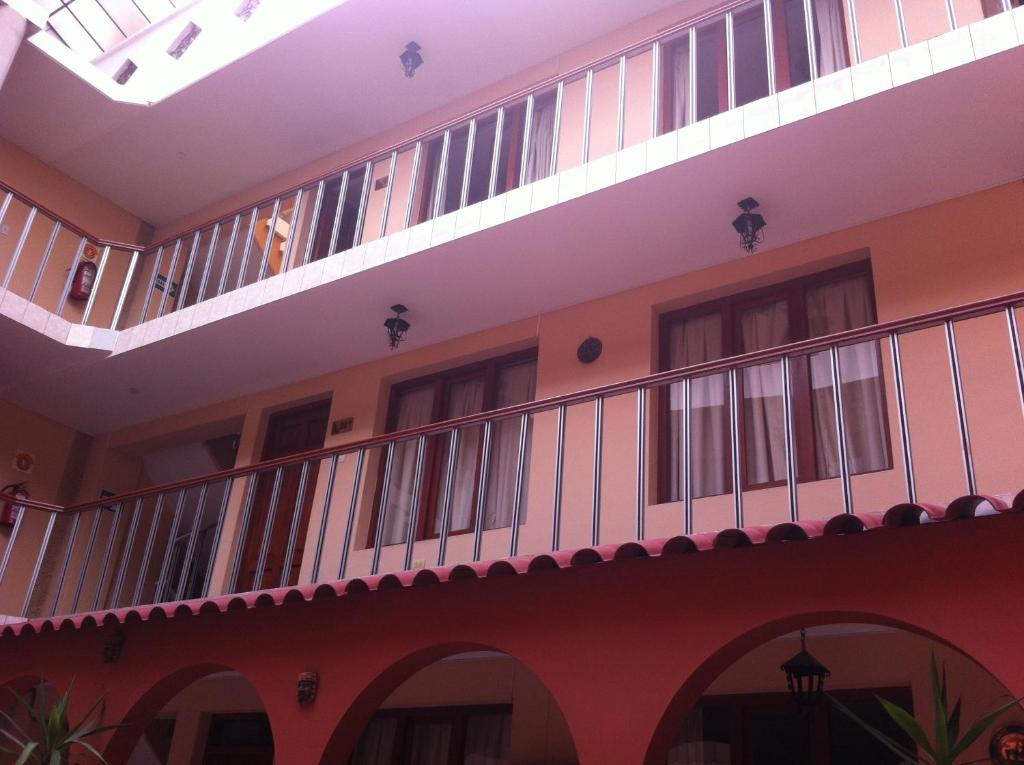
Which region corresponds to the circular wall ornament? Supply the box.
[991,726,1024,764]
[577,337,603,364]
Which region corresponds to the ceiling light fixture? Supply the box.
[400,41,423,78]
[385,304,410,350]
[732,197,767,253]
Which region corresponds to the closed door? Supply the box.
[235,400,329,592]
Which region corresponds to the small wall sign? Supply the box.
[11,450,34,475]
[154,275,179,298]
[331,418,354,436]
[992,726,1024,764]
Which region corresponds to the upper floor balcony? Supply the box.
[0,281,1022,626]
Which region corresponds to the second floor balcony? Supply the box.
[0,285,1021,626]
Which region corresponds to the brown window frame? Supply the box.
[367,348,538,547]
[657,260,892,502]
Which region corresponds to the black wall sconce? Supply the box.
[102,633,126,664]
[577,337,603,364]
[781,628,830,711]
[400,42,423,78]
[297,671,319,705]
[732,197,767,253]
[385,304,410,350]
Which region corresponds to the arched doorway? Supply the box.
[654,621,1023,765]
[105,665,274,765]
[323,648,578,765]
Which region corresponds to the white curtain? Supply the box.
[670,40,690,131]
[806,275,889,477]
[381,386,434,545]
[407,722,453,765]
[523,95,557,184]
[463,713,512,765]
[435,378,486,534]
[813,0,848,75]
[740,301,791,486]
[484,361,537,529]
[668,314,729,499]
[350,718,398,765]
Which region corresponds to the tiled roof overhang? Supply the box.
[3,492,1020,640]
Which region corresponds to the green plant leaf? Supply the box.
[878,696,938,760]
[947,697,961,746]
[949,694,1024,761]
[931,655,949,763]
[73,740,109,764]
[12,740,37,765]
[828,694,919,763]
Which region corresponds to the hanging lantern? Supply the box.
[384,304,410,350]
[781,629,830,710]
[400,42,423,78]
[732,197,767,253]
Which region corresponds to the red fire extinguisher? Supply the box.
[68,260,98,301]
[0,483,28,527]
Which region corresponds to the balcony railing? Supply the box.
[1,289,1023,620]
[40,0,183,59]
[3,0,1017,333]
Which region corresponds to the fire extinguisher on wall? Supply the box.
[0,483,28,527]
[68,260,98,301]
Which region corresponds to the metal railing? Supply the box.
[41,0,181,58]
[1,289,1022,619]
[5,0,1013,332]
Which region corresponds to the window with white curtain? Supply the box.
[372,352,538,547]
[350,707,512,765]
[660,262,890,501]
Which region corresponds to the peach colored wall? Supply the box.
[41,181,1024,605]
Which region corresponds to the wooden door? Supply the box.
[235,400,329,592]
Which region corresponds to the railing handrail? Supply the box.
[6,288,1021,517]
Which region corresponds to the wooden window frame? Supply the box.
[367,348,538,547]
[657,260,892,503]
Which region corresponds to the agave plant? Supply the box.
[0,681,121,764]
[830,654,1024,765]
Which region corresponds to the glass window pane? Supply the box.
[587,63,619,160]
[734,3,770,107]
[696,20,727,121]
[523,90,558,184]
[466,114,498,207]
[662,36,691,133]
[811,0,853,74]
[623,48,654,147]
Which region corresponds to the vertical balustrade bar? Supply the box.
[581,69,594,164]
[0,504,26,590]
[20,513,56,617]
[279,188,303,273]
[255,198,282,282]
[404,142,424,229]
[944,0,958,30]
[173,232,202,311]
[215,215,242,296]
[828,346,854,514]
[370,443,397,575]
[1006,306,1024,420]
[888,332,917,503]
[509,413,530,556]
[155,491,188,600]
[301,182,326,266]
[726,12,737,109]
[49,511,83,616]
[26,220,61,303]
[55,237,87,317]
[764,0,778,93]
[175,483,210,600]
[0,192,11,227]
[80,245,110,325]
[893,0,910,48]
[2,207,37,289]
[70,510,103,613]
[635,387,647,540]
[352,162,374,247]
[310,454,339,584]
[803,0,820,78]
[108,497,144,608]
[488,109,506,200]
[591,396,604,547]
[518,96,535,188]
[551,405,566,550]
[945,320,976,495]
[651,41,662,136]
[325,173,350,258]
[379,151,400,238]
[616,55,628,151]
[729,368,743,528]
[279,462,312,588]
[110,250,140,329]
[233,210,260,291]
[432,133,452,220]
[781,356,799,522]
[688,29,698,125]
[195,223,221,302]
[549,82,564,177]
[201,478,234,598]
[132,494,166,606]
[156,239,182,317]
[337,449,366,580]
[436,429,460,567]
[251,468,284,591]
[459,121,476,210]
[403,436,429,571]
[846,0,863,64]
[471,422,494,562]
[683,378,694,534]
[226,473,260,593]
[90,502,124,611]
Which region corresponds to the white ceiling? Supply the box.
[2,45,1022,435]
[0,0,682,227]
